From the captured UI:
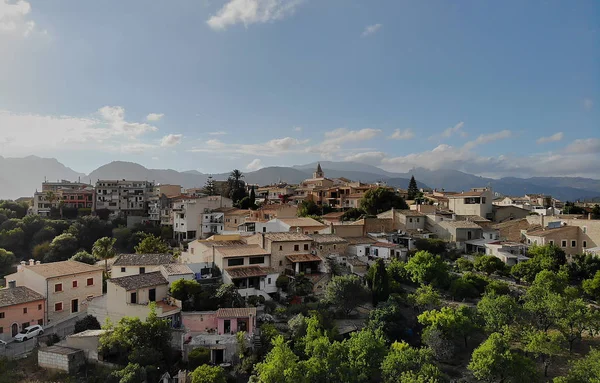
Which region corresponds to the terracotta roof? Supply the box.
[109,271,168,290]
[525,225,578,237]
[113,253,174,266]
[161,263,194,276]
[22,261,102,278]
[347,257,367,267]
[439,220,483,229]
[278,217,326,228]
[286,254,322,263]
[0,286,44,307]
[197,240,247,247]
[216,307,257,318]
[345,237,377,245]
[308,234,348,244]
[446,190,487,197]
[225,266,276,278]
[263,232,312,242]
[322,212,345,218]
[455,215,491,222]
[156,301,180,315]
[216,245,270,258]
[372,242,402,248]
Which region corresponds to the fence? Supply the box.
[0,338,38,359]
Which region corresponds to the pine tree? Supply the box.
[407,176,419,200]
[203,176,216,196]
[249,185,256,207]
[372,258,390,306]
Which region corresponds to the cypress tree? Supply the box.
[372,258,390,306]
[407,176,419,200]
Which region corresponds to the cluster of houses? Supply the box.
[4,164,599,372]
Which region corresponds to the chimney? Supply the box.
[29,259,35,266]
[36,261,41,265]
[8,280,16,288]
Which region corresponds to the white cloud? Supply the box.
[462,130,512,150]
[361,23,382,37]
[293,126,303,132]
[97,106,158,138]
[343,151,387,165]
[389,128,414,140]
[160,134,183,147]
[430,121,467,140]
[308,128,382,159]
[190,136,308,156]
[565,138,600,154]
[208,131,227,135]
[146,113,164,122]
[207,0,303,31]
[121,143,157,154]
[246,158,263,171]
[0,0,35,37]
[537,132,564,144]
[151,156,160,160]
[583,98,593,111]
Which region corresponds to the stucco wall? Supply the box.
[267,239,313,273]
[47,270,103,324]
[0,299,45,342]
[182,311,218,333]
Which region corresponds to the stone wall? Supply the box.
[38,346,84,374]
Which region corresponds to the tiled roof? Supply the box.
[439,220,483,229]
[0,286,44,307]
[446,190,487,197]
[286,254,322,263]
[322,212,345,218]
[279,218,326,228]
[372,242,402,248]
[345,237,377,245]
[23,261,102,278]
[216,245,270,257]
[161,263,194,275]
[224,266,276,278]
[216,307,257,318]
[263,232,312,242]
[113,253,174,266]
[109,271,168,290]
[525,225,578,237]
[198,240,247,247]
[455,215,491,222]
[308,234,348,244]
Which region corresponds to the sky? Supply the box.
[0,0,598,178]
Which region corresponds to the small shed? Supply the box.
[38,345,85,374]
[66,329,107,361]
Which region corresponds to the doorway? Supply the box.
[71,299,79,313]
[11,323,18,337]
[212,349,224,364]
[149,288,156,302]
[224,320,231,333]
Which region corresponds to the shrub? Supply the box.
[74,315,101,334]
[46,333,61,346]
[188,347,211,370]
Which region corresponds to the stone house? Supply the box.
[111,253,175,278]
[0,283,45,341]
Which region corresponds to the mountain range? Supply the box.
[1,156,600,202]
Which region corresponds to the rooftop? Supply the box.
[113,253,174,266]
[216,307,257,318]
[308,234,348,244]
[263,232,312,242]
[216,245,270,258]
[109,271,168,290]
[446,190,488,198]
[455,215,491,222]
[286,253,322,263]
[225,266,276,278]
[345,237,377,245]
[278,217,327,228]
[41,346,82,356]
[21,260,102,278]
[197,240,247,247]
[439,220,484,229]
[525,225,579,237]
[0,286,44,307]
[322,212,345,219]
[68,329,108,338]
[371,242,402,248]
[161,263,194,276]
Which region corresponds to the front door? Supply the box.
[213,349,224,364]
[224,320,231,333]
[11,323,18,337]
[149,288,156,302]
[71,299,79,313]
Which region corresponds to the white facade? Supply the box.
[447,188,493,219]
[95,180,154,216]
[201,212,225,237]
[173,196,233,241]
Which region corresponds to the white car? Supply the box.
[14,325,44,342]
[0,339,7,347]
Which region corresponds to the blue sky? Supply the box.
[0,0,598,178]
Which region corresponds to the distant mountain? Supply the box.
[1,157,599,202]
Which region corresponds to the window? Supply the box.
[268,278,272,284]
[87,278,94,286]
[22,322,28,331]
[549,240,554,245]
[72,280,78,288]
[417,218,420,223]
[409,218,413,223]
[571,240,577,248]
[139,267,146,274]
[0,312,4,319]
[121,267,126,272]
[279,260,283,266]
[55,302,63,311]
[304,244,309,251]
[38,319,43,326]
[279,246,283,251]
[319,245,323,250]
[228,258,244,267]
[294,245,299,251]
[191,248,194,255]
[561,240,567,247]
[0,327,3,334]
[583,227,587,234]
[249,256,265,265]
[130,292,137,304]
[482,197,487,204]
[333,245,336,250]
[583,241,587,248]
[38,304,42,310]
[54,283,63,292]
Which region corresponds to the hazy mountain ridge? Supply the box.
[1,157,599,201]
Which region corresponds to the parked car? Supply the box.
[14,325,44,342]
[0,339,7,347]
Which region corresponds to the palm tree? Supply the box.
[228,169,246,203]
[229,169,244,188]
[92,237,117,273]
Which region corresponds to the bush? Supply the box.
[247,295,266,307]
[276,275,290,291]
[188,347,211,370]
[74,315,101,334]
[46,333,61,346]
[263,300,277,314]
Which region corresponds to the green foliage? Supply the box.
[227,169,247,204]
[0,248,16,277]
[253,336,301,383]
[583,270,600,301]
[386,259,410,292]
[288,314,308,340]
[413,238,447,255]
[477,293,521,333]
[485,280,510,296]
[276,275,290,291]
[568,253,600,284]
[188,347,211,370]
[67,215,114,251]
[449,277,480,300]
[203,176,217,196]
[407,176,419,200]
[0,200,28,218]
[92,236,116,272]
[45,232,79,262]
[134,234,169,254]
[455,257,474,272]
[562,201,586,215]
[112,363,147,383]
[523,270,569,332]
[381,341,444,383]
[215,283,245,308]
[32,241,51,261]
[0,227,24,254]
[554,348,600,383]
[366,297,407,344]
[474,255,507,276]
[74,315,101,333]
[468,332,539,383]
[524,330,565,377]
[290,273,314,297]
[408,284,442,312]
[191,364,227,383]
[31,225,56,246]
[557,298,590,352]
[70,250,97,265]
[297,199,321,217]
[344,329,387,382]
[341,208,364,222]
[371,258,390,306]
[359,187,408,215]
[323,274,369,316]
[418,305,480,349]
[405,251,450,288]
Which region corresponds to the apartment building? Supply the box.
[5,260,103,324]
[523,224,583,256]
[32,181,94,216]
[94,180,155,217]
[0,283,45,342]
[172,196,233,241]
[446,188,493,219]
[247,232,320,275]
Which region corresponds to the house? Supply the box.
[200,211,225,237]
[5,260,103,325]
[246,232,318,274]
[309,234,348,260]
[160,264,195,284]
[66,329,107,361]
[446,188,493,220]
[32,181,95,216]
[492,218,532,242]
[492,205,531,223]
[523,224,582,256]
[91,272,181,327]
[183,237,247,264]
[38,346,85,374]
[94,180,155,217]
[377,209,426,233]
[426,215,484,248]
[321,212,346,224]
[172,196,233,241]
[484,241,529,266]
[213,208,251,231]
[273,217,328,234]
[346,237,378,257]
[355,241,406,261]
[0,282,45,342]
[111,253,175,278]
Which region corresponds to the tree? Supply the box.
[0,227,24,253]
[557,298,589,352]
[474,255,507,276]
[215,283,245,308]
[112,363,147,383]
[455,257,474,272]
[74,315,101,333]
[323,274,369,316]
[276,275,290,291]
[523,270,568,332]
[413,238,448,255]
[134,234,169,254]
[32,242,51,261]
[288,314,308,341]
[253,336,301,383]
[341,208,364,222]
[554,348,600,383]
[249,185,256,207]
[70,250,97,265]
[408,284,442,312]
[563,201,585,215]
[468,332,539,383]
[593,204,600,219]
[449,277,480,300]
[290,273,314,297]
[190,364,227,383]
[0,248,16,277]
[92,236,117,273]
[359,187,408,215]
[419,305,480,349]
[227,169,247,204]
[477,293,521,333]
[203,175,217,196]
[31,226,56,246]
[344,329,387,382]
[583,270,600,301]
[381,341,443,383]
[188,347,211,370]
[407,176,419,200]
[297,199,320,217]
[485,280,510,296]
[366,297,407,344]
[405,250,450,288]
[371,258,390,306]
[511,260,539,283]
[67,215,113,251]
[524,330,565,377]
[45,232,79,262]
